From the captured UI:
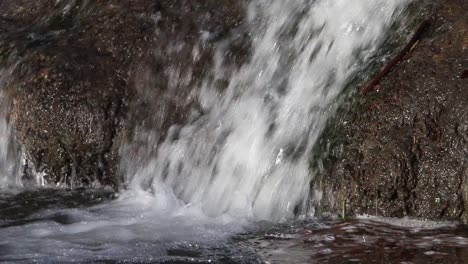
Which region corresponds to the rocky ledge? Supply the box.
[0,0,247,188]
[319,0,468,223]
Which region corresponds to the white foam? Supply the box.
[124,0,410,222]
[356,215,459,230]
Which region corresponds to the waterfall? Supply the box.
[124,0,410,222]
[0,91,13,187]
[0,66,23,189]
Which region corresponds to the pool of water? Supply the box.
[243,218,468,263]
[1,189,467,264]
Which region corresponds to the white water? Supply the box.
[0,0,411,220]
[0,1,419,262]
[124,0,410,222]
[0,66,23,189]
[0,190,247,263]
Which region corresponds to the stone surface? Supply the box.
[318,0,468,223]
[0,0,247,187]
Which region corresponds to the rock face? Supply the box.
[0,0,247,188]
[319,0,468,223]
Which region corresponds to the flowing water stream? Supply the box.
[123,0,409,221]
[1,0,468,263]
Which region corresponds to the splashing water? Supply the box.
[0,66,23,190]
[6,1,464,263]
[125,0,410,221]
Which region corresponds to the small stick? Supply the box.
[362,20,429,94]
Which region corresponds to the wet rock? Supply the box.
[318,0,468,223]
[0,187,115,224]
[117,1,250,184]
[0,0,248,187]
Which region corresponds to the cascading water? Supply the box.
[0,66,22,189]
[8,1,466,263]
[124,0,409,221]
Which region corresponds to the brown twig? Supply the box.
[461,70,468,79]
[362,20,429,94]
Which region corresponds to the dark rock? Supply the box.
[318,0,468,223]
[462,70,468,79]
[0,0,248,188]
[117,0,250,184]
[0,187,115,224]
